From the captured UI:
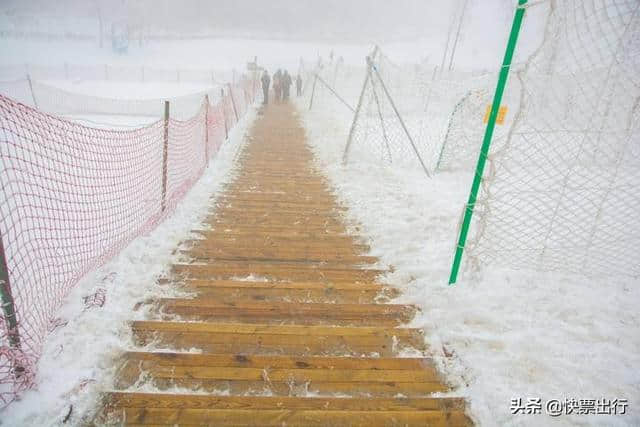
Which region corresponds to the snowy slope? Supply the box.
[295,75,640,427]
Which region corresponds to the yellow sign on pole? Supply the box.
[484,105,508,125]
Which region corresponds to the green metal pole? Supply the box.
[448,0,528,285]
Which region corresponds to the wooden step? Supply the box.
[205,224,348,234]
[161,280,391,291]
[114,353,444,395]
[185,233,367,247]
[106,408,471,426]
[171,263,384,282]
[178,253,379,266]
[210,211,345,220]
[150,300,416,325]
[214,193,337,204]
[180,247,372,260]
[120,352,435,371]
[175,280,398,303]
[115,352,444,396]
[104,392,466,411]
[99,394,471,426]
[215,199,346,212]
[215,198,347,210]
[210,219,347,230]
[131,321,423,356]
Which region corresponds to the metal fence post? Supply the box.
[0,235,20,352]
[342,46,379,164]
[228,83,239,122]
[221,88,229,140]
[370,63,431,178]
[308,73,318,110]
[26,74,38,108]
[161,101,169,212]
[204,95,210,165]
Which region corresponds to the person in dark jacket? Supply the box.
[281,70,292,101]
[273,69,282,103]
[295,74,302,97]
[261,70,270,104]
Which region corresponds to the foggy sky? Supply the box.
[0,0,463,42]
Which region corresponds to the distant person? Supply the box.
[261,70,271,104]
[273,69,282,103]
[282,70,292,101]
[296,74,302,97]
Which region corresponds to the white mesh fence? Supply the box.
[29,80,218,120]
[342,48,512,173]
[343,50,435,171]
[0,63,232,85]
[303,56,364,114]
[465,0,640,277]
[433,72,522,172]
[0,78,257,121]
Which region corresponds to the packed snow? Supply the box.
[1,0,639,426]
[295,75,639,427]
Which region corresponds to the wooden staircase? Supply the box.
[96,103,471,426]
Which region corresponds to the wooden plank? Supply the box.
[176,281,398,303]
[104,392,466,411]
[172,261,383,271]
[209,220,347,231]
[131,321,420,337]
[152,300,416,326]
[169,280,392,292]
[178,253,379,266]
[131,331,420,356]
[203,227,350,236]
[114,408,471,426]
[214,198,346,210]
[180,248,373,259]
[180,286,394,304]
[215,197,346,210]
[115,378,447,398]
[121,353,436,371]
[209,211,345,220]
[120,364,439,384]
[183,235,367,247]
[171,264,385,282]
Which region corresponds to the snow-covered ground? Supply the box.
[1,2,638,423]
[296,95,640,427]
[0,105,256,426]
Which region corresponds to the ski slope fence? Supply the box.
[0,75,258,406]
[334,48,505,174]
[309,1,639,281]
[460,0,640,278]
[0,77,254,121]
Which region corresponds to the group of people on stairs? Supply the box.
[261,69,302,104]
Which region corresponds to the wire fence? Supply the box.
[465,0,640,277]
[331,47,504,174]
[301,0,639,283]
[0,73,258,406]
